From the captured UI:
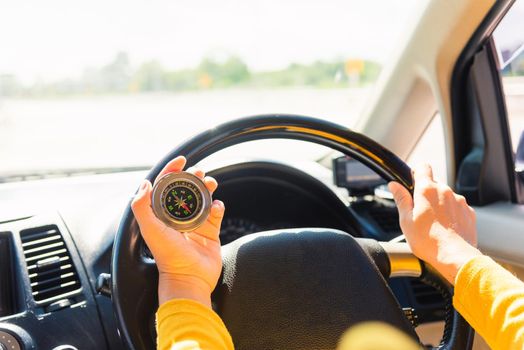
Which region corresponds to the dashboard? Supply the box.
[210,161,362,244]
[0,159,445,349]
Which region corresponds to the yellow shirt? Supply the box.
[453,256,524,350]
[157,299,234,350]
[157,255,524,350]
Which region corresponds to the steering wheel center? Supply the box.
[215,229,417,350]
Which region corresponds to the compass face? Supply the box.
[152,171,212,232]
[161,180,203,221]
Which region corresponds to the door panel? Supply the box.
[471,202,524,349]
[476,203,524,269]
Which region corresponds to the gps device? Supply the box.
[333,156,385,195]
[151,172,212,232]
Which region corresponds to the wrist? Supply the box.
[158,273,212,308]
[432,238,482,285]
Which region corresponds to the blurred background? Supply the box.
[0,0,523,181]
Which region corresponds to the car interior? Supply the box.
[1,0,523,349]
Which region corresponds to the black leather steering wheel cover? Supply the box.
[357,240,474,349]
[111,114,472,350]
[418,262,475,350]
[143,114,414,191]
[215,229,418,350]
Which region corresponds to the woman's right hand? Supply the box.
[388,164,482,285]
[131,156,225,307]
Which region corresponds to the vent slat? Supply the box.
[20,225,81,307]
[24,248,68,262]
[31,272,76,288]
[23,241,64,255]
[31,281,79,297]
[20,228,59,242]
[21,234,61,248]
[27,256,70,271]
[28,264,73,279]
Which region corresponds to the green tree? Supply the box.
[133,60,167,91]
[197,56,250,87]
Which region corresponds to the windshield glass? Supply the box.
[0,0,423,179]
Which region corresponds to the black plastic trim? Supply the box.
[0,232,23,317]
[0,213,109,349]
[451,0,517,205]
[208,161,363,237]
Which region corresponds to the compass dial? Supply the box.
[163,181,202,221]
[151,172,212,232]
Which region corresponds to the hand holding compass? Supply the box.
[131,156,225,307]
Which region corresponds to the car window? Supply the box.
[493,0,524,152]
[0,0,427,180]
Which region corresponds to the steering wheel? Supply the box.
[111,115,473,350]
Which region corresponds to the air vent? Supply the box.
[368,207,401,234]
[20,225,81,305]
[410,279,444,306]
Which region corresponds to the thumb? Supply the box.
[388,182,413,219]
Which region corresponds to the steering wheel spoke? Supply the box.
[379,241,422,278]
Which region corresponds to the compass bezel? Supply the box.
[151,172,212,232]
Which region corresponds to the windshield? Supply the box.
[0,0,423,180]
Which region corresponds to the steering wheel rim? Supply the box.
[141,114,414,190]
[111,114,473,350]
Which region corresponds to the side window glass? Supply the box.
[493,1,524,151]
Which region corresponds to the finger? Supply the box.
[388,182,413,218]
[438,184,455,205]
[193,200,225,241]
[131,180,158,231]
[209,200,226,226]
[187,167,205,179]
[203,176,218,194]
[131,180,174,246]
[454,194,468,207]
[413,163,434,184]
[156,156,187,181]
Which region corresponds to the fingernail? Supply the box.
[140,180,148,191]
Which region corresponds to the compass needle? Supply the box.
[152,171,212,232]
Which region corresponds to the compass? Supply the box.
[151,171,212,232]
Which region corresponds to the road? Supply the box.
[1,78,523,177]
[0,88,369,175]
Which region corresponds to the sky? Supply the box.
[0,0,422,83]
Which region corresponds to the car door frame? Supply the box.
[451,0,524,268]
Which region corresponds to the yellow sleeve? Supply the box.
[453,255,524,350]
[156,299,234,350]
